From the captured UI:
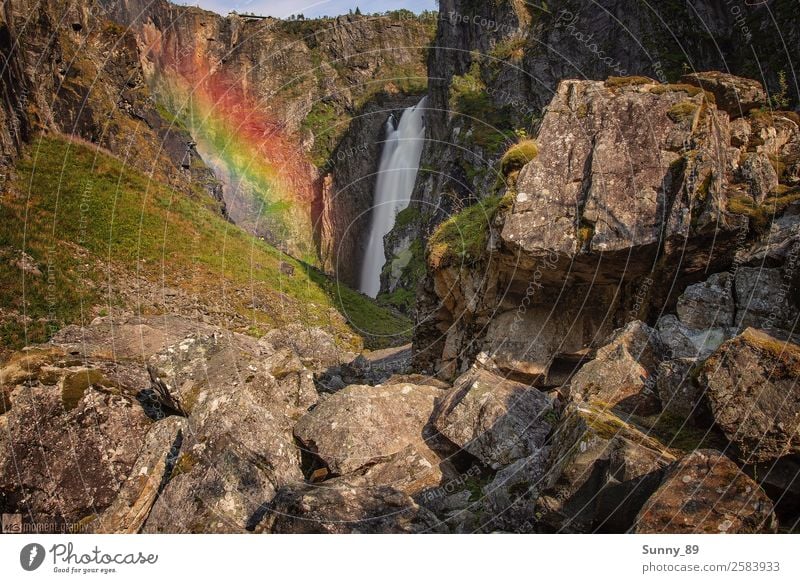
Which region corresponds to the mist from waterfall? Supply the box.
[359,97,427,298]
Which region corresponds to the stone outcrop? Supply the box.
[634,450,777,534]
[0,315,234,530]
[0,0,223,206]
[142,331,318,533]
[534,403,676,533]
[568,321,663,414]
[257,479,444,534]
[416,73,800,382]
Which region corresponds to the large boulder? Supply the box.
[256,477,444,534]
[655,358,704,421]
[92,416,187,533]
[734,267,798,332]
[142,331,318,533]
[634,449,777,533]
[701,328,800,463]
[0,347,152,528]
[294,381,445,493]
[569,321,663,414]
[432,365,555,469]
[415,74,776,382]
[656,314,731,359]
[535,402,676,533]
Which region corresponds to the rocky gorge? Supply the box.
[1,0,799,534]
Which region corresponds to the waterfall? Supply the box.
[359,97,427,297]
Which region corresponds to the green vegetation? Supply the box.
[667,100,699,124]
[648,84,715,103]
[0,135,410,349]
[489,36,527,62]
[449,58,516,152]
[604,76,654,89]
[769,70,791,110]
[393,205,421,231]
[727,189,800,232]
[500,139,538,177]
[631,411,728,453]
[427,194,513,269]
[300,101,342,167]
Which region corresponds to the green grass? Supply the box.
[0,135,410,349]
[427,194,513,269]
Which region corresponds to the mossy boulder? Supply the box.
[701,328,800,463]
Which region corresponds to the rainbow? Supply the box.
[139,19,318,262]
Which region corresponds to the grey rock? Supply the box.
[93,416,187,534]
[677,273,735,329]
[734,267,798,332]
[255,479,445,534]
[738,152,779,203]
[681,71,767,117]
[143,332,318,533]
[294,382,445,492]
[433,365,554,469]
[536,402,676,533]
[656,358,702,421]
[569,321,663,414]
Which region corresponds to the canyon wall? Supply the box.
[0,0,220,205]
[102,0,433,266]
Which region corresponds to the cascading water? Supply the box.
[359,97,427,297]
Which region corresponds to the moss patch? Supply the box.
[61,368,109,411]
[170,452,199,479]
[605,76,654,89]
[427,194,512,269]
[667,100,700,123]
[727,190,800,232]
[500,139,538,177]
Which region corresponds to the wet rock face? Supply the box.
[701,328,800,464]
[634,449,777,534]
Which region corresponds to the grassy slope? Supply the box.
[0,135,410,349]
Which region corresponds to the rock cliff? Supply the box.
[387,0,799,302]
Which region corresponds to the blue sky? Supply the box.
[178,0,437,18]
